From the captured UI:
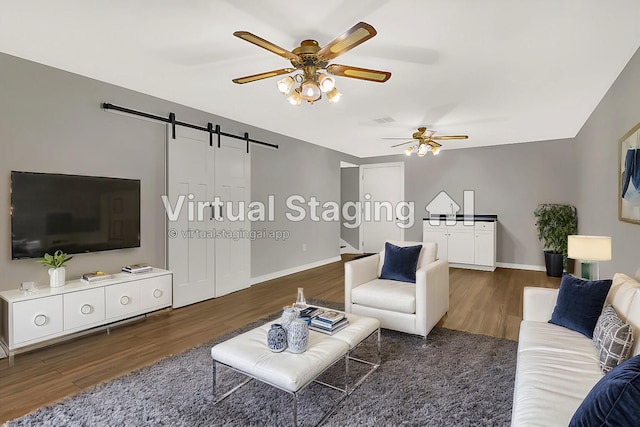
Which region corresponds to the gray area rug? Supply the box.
[6,301,517,426]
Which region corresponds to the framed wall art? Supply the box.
[619,121,640,224]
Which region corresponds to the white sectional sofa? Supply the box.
[511,273,640,426]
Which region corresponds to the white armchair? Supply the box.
[345,240,449,340]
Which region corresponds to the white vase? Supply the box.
[287,318,309,354]
[280,307,298,332]
[48,267,66,288]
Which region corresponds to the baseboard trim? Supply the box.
[450,263,496,272]
[251,256,342,286]
[496,262,546,272]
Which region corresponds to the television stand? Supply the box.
[0,268,172,366]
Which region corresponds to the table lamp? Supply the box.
[567,235,612,280]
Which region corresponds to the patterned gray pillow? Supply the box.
[592,305,634,374]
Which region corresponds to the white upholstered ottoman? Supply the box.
[210,311,380,426]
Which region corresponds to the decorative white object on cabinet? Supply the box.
[423,218,497,271]
[0,268,172,365]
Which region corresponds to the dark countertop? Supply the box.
[423,214,498,222]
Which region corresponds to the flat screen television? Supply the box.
[11,171,141,259]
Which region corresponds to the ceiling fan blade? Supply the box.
[429,141,442,148]
[391,140,416,148]
[431,135,469,140]
[326,64,391,82]
[383,137,414,140]
[317,22,377,61]
[232,68,295,84]
[233,31,297,60]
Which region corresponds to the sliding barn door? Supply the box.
[214,136,251,296]
[167,127,215,308]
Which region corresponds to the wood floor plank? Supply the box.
[0,257,560,423]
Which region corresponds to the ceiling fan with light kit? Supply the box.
[232,22,391,105]
[384,127,469,157]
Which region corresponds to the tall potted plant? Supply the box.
[534,204,577,277]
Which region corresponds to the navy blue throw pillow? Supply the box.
[549,273,612,338]
[380,242,422,284]
[569,354,640,427]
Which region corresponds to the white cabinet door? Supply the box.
[140,274,173,311]
[475,232,495,266]
[423,226,448,260]
[447,228,475,264]
[13,295,63,345]
[64,288,106,331]
[215,136,250,297]
[106,281,141,320]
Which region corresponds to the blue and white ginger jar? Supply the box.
[267,324,287,352]
[287,318,309,354]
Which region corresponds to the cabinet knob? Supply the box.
[81,304,93,315]
[120,295,131,306]
[34,314,47,326]
[153,289,163,298]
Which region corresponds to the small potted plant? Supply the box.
[39,250,72,288]
[534,204,578,277]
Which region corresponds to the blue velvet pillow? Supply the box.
[549,273,612,338]
[569,354,640,426]
[549,273,611,338]
[380,242,422,283]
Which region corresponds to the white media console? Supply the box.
[0,268,172,365]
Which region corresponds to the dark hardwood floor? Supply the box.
[0,256,561,423]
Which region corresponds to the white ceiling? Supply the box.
[1,1,639,158]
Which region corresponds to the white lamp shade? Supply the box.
[567,235,612,261]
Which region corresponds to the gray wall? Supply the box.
[360,139,578,267]
[574,46,640,278]
[250,139,349,278]
[340,167,360,249]
[0,52,352,291]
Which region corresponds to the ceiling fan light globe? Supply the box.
[327,87,342,104]
[417,143,429,156]
[287,90,302,106]
[318,74,336,93]
[276,76,295,95]
[432,146,440,155]
[300,80,321,101]
[405,147,413,156]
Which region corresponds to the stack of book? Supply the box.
[122,264,153,274]
[298,306,321,319]
[310,310,349,335]
[81,271,112,283]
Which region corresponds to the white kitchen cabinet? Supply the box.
[0,268,172,365]
[475,222,497,267]
[447,226,475,264]
[423,219,497,271]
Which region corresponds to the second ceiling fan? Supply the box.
[232,22,391,105]
[385,127,469,157]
